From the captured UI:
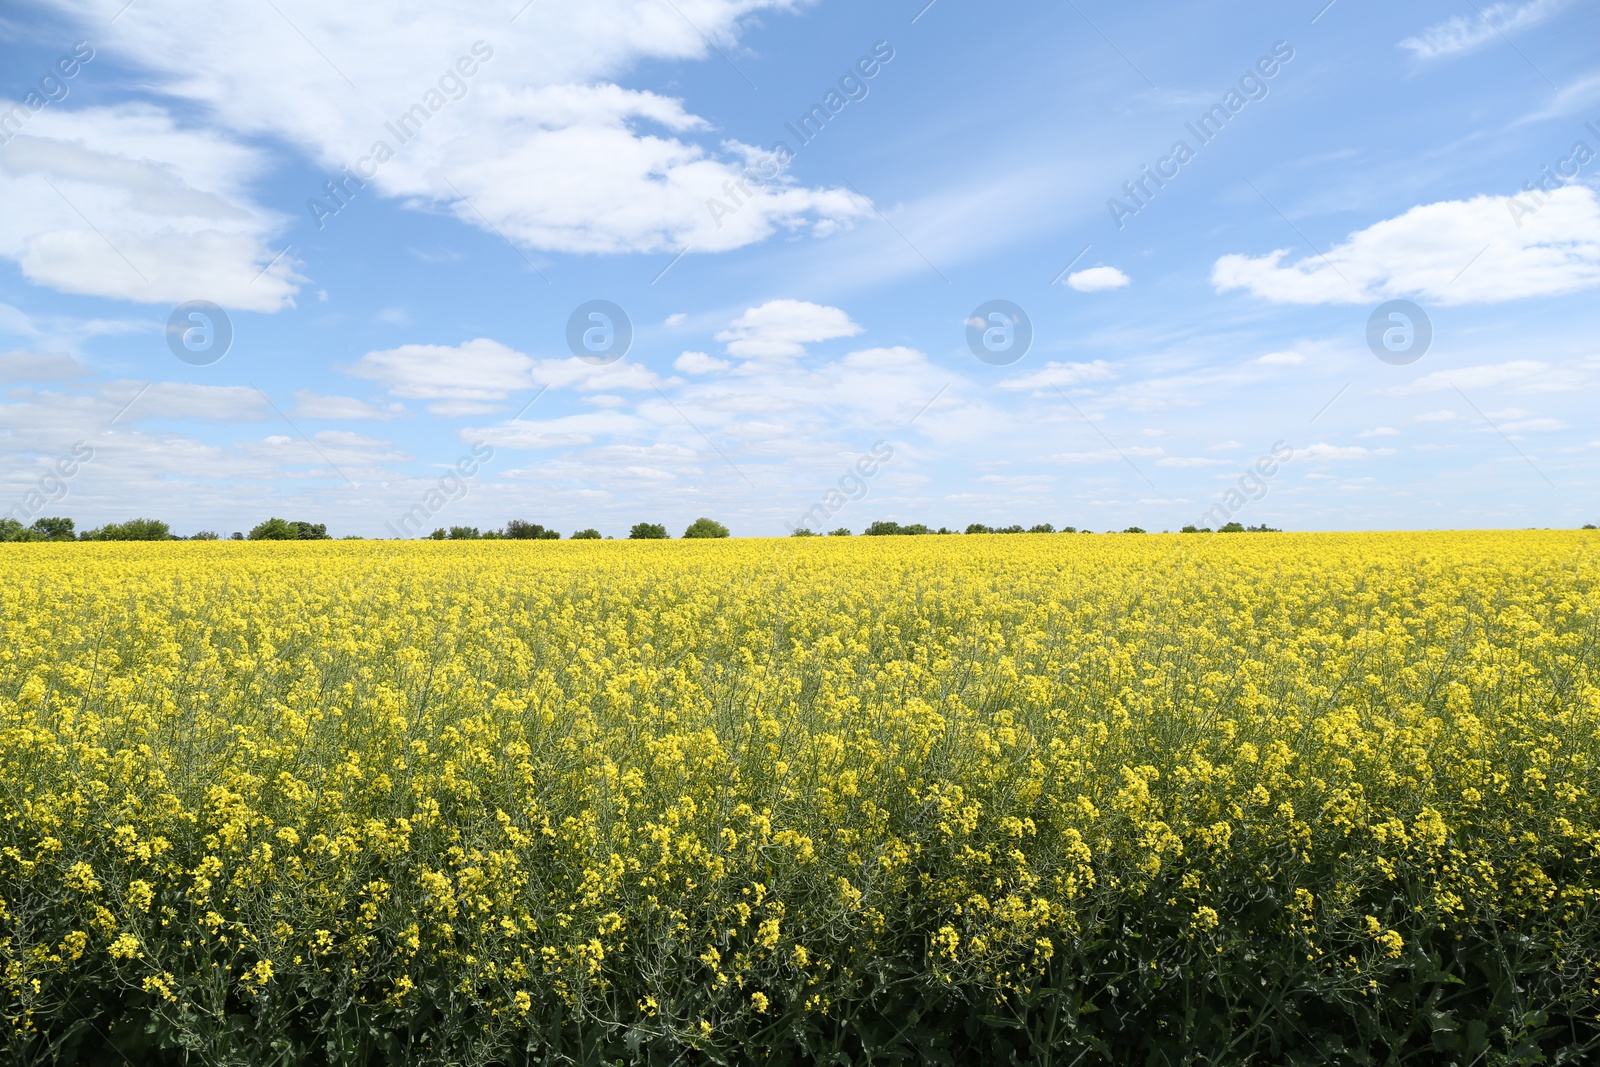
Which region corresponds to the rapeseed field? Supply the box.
[1,532,1597,1064]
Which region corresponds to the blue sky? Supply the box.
[1,0,1597,537]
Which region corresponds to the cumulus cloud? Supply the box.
[1066,266,1130,292]
[0,109,299,310]
[346,338,535,413]
[675,350,730,374]
[715,300,862,358]
[1212,187,1600,305]
[0,349,87,381]
[41,0,868,260]
[1400,0,1573,60]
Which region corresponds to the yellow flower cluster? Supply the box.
[0,532,1596,1055]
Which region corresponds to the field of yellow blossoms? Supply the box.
[2,532,1598,1064]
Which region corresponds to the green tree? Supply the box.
[0,518,26,542]
[249,518,298,540]
[504,520,560,540]
[291,521,331,540]
[828,528,852,536]
[190,530,221,541]
[448,526,480,540]
[629,522,668,539]
[29,517,75,541]
[965,523,992,534]
[570,529,602,540]
[682,517,729,539]
[1123,526,1146,534]
[1028,523,1055,533]
[789,528,816,537]
[83,518,171,541]
[1218,522,1245,533]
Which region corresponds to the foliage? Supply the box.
[629,522,669,539]
[1123,526,1146,534]
[828,528,851,536]
[0,533,1597,1065]
[682,518,729,539]
[789,528,816,537]
[448,527,481,540]
[249,518,329,541]
[81,519,172,542]
[864,520,930,536]
[503,521,561,541]
[569,529,602,540]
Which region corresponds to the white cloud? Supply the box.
[675,350,730,374]
[1400,0,1573,59]
[663,313,688,327]
[41,0,868,258]
[0,108,298,310]
[1156,456,1230,467]
[145,383,276,421]
[346,338,535,412]
[291,391,404,419]
[715,300,862,358]
[997,360,1117,391]
[1257,351,1304,365]
[1298,443,1398,459]
[0,349,86,381]
[466,412,648,450]
[1207,440,1244,451]
[1499,416,1569,432]
[1212,187,1600,305]
[531,356,673,392]
[1416,410,1459,421]
[1358,426,1400,437]
[1383,360,1564,396]
[1066,266,1130,292]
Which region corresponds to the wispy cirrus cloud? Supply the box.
[1399,0,1574,60]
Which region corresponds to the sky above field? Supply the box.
[1,0,1597,537]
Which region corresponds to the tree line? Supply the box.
[11,514,1596,543]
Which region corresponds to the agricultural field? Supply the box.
[1,532,1597,1064]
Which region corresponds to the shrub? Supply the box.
[1218,522,1246,533]
[682,517,729,539]
[1123,526,1146,534]
[829,528,852,536]
[504,520,561,540]
[629,522,669,539]
[789,528,816,537]
[83,518,172,541]
[570,529,602,540]
[189,531,221,541]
